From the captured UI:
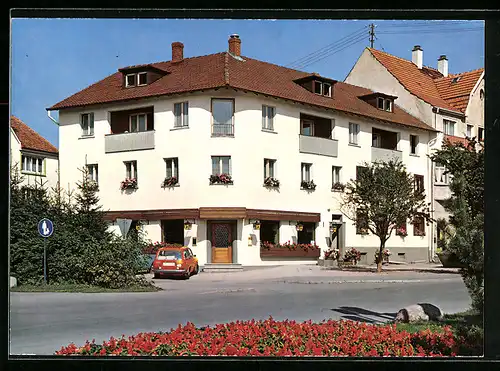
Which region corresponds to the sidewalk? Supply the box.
[322,262,460,274]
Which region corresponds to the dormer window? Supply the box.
[138,72,147,86]
[377,97,393,112]
[451,76,461,84]
[125,74,136,87]
[313,81,331,97]
[125,72,148,87]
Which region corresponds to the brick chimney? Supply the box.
[228,34,241,57]
[412,45,423,69]
[437,55,448,77]
[172,42,184,62]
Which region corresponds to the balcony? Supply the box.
[299,113,337,157]
[105,130,155,153]
[299,135,338,157]
[371,147,402,162]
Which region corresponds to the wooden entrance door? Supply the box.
[211,223,233,264]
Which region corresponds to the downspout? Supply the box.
[47,110,61,191]
[426,108,439,263]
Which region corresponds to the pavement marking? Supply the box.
[199,288,257,295]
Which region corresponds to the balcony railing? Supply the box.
[105,130,155,153]
[371,147,402,162]
[211,123,234,137]
[299,135,338,157]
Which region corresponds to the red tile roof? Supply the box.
[368,48,483,114]
[48,52,434,132]
[10,116,58,154]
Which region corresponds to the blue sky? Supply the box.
[11,19,484,148]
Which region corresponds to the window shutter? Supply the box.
[90,113,94,135]
[183,102,189,127]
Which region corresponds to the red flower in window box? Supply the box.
[209,173,233,185]
[120,178,138,190]
[162,176,178,188]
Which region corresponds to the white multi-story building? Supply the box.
[48,35,437,267]
[345,46,484,256]
[10,116,59,190]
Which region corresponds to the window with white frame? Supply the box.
[174,102,189,128]
[410,135,419,155]
[21,155,44,175]
[129,113,148,132]
[125,161,138,180]
[212,156,231,175]
[466,124,473,138]
[137,72,148,86]
[349,123,360,145]
[300,119,314,136]
[125,74,136,87]
[301,163,312,182]
[212,99,234,136]
[262,105,275,131]
[81,113,94,136]
[372,132,381,148]
[165,157,179,180]
[377,97,393,112]
[478,127,484,141]
[443,119,455,136]
[86,164,98,183]
[313,81,331,97]
[264,159,276,179]
[332,166,341,184]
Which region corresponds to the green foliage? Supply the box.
[340,160,430,271]
[10,165,151,289]
[430,138,484,313]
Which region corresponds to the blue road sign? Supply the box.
[38,218,54,238]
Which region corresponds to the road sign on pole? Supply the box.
[116,218,132,237]
[38,218,54,285]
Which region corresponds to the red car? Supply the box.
[151,246,199,279]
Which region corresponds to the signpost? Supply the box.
[38,218,54,285]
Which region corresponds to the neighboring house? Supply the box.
[48,35,437,267]
[10,115,59,190]
[345,46,484,257]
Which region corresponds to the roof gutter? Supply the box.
[433,106,465,120]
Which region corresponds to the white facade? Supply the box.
[57,89,434,266]
[10,129,59,190]
[345,48,484,258]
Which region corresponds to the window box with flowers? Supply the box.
[301,180,316,191]
[395,224,408,237]
[331,182,345,192]
[209,173,233,185]
[260,241,320,258]
[162,176,178,188]
[263,176,280,188]
[120,178,138,191]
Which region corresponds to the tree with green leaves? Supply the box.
[429,138,484,313]
[339,160,431,273]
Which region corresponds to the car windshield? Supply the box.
[157,250,182,260]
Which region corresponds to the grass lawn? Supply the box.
[395,310,482,334]
[11,283,161,293]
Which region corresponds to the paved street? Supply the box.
[10,265,470,355]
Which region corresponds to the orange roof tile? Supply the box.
[368,48,483,114]
[434,68,484,113]
[48,52,434,132]
[10,116,58,154]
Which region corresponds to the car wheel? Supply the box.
[184,270,191,279]
[192,264,199,276]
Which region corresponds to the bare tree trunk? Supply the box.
[377,239,386,273]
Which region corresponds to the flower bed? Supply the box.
[264,176,280,188]
[142,242,183,255]
[120,178,138,190]
[55,317,465,357]
[162,176,178,188]
[260,242,320,258]
[209,173,233,185]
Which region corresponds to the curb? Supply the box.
[275,278,459,284]
[321,267,460,274]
